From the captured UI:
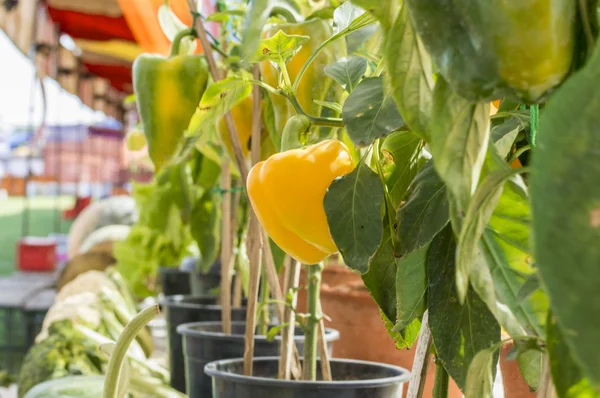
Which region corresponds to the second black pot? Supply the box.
[205,357,410,398]
[160,295,246,392]
[178,321,340,397]
[158,267,191,296]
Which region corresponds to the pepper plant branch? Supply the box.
[103,305,160,398]
[169,28,196,57]
[282,92,344,127]
[432,360,449,398]
[303,262,323,380]
[278,259,301,379]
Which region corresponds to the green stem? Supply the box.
[529,104,539,147]
[258,272,270,336]
[432,359,449,398]
[103,305,160,398]
[373,57,385,77]
[302,263,323,380]
[248,79,280,96]
[508,145,531,164]
[284,93,344,127]
[279,57,294,91]
[271,6,300,23]
[169,28,196,58]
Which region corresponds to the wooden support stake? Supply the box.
[538,355,557,398]
[317,298,332,381]
[278,260,301,379]
[219,160,232,335]
[243,214,262,376]
[406,311,433,398]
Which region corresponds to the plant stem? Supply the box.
[303,263,323,381]
[258,271,270,336]
[509,145,531,164]
[284,93,344,127]
[432,359,449,398]
[169,28,196,57]
[103,305,160,398]
[278,259,301,379]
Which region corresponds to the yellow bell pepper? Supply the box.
[246,140,355,264]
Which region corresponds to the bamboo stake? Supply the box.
[232,272,243,308]
[317,298,332,381]
[219,160,232,335]
[537,355,557,398]
[242,64,263,376]
[406,311,433,398]
[278,260,301,379]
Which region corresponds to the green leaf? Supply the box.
[387,4,434,138]
[531,38,600,386]
[380,307,420,350]
[350,0,399,32]
[547,313,600,398]
[362,223,397,321]
[206,9,245,22]
[427,225,500,391]
[517,273,541,301]
[381,131,425,209]
[324,159,384,274]
[269,238,286,272]
[252,30,310,63]
[394,245,427,330]
[517,348,542,392]
[190,192,221,271]
[430,77,490,213]
[324,56,367,93]
[342,77,405,146]
[491,116,526,158]
[333,2,377,53]
[313,100,342,113]
[187,74,253,138]
[395,161,449,255]
[455,167,527,303]
[464,348,496,398]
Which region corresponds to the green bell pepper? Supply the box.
[133,29,209,171]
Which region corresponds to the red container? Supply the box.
[17,237,57,272]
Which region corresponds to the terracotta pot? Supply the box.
[500,341,536,398]
[298,277,462,398]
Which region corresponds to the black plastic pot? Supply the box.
[158,267,191,296]
[161,295,247,392]
[205,357,410,398]
[190,260,221,296]
[178,321,340,397]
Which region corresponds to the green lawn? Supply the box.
[0,196,74,275]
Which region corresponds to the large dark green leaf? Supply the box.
[394,245,427,330]
[381,131,425,209]
[362,224,396,321]
[547,313,600,397]
[386,4,434,138]
[342,77,405,146]
[324,56,367,93]
[427,226,500,391]
[465,348,496,398]
[531,39,600,386]
[324,159,384,274]
[190,192,221,271]
[430,78,490,213]
[395,161,449,255]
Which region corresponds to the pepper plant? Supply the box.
[131,0,600,396]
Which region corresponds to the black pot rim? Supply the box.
[176,321,340,343]
[204,357,410,388]
[159,267,191,274]
[159,294,233,310]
